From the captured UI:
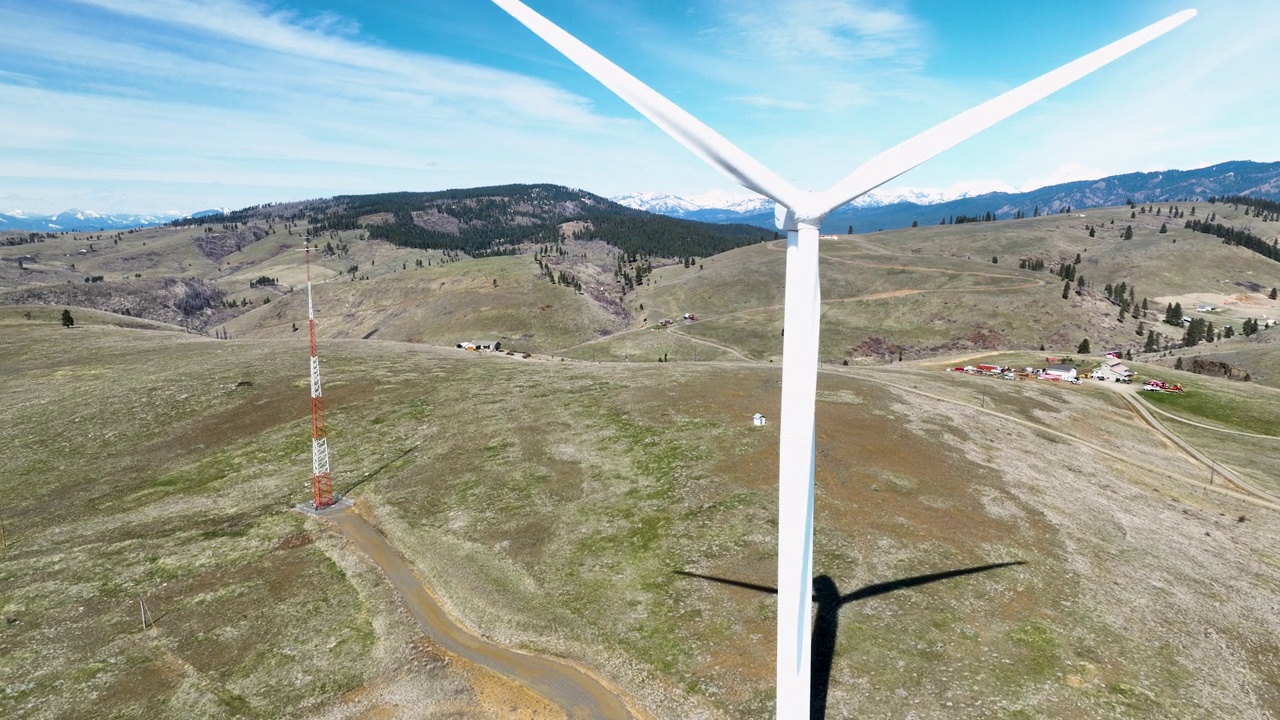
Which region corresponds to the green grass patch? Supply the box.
[1142,386,1280,436]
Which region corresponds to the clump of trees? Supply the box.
[1184,218,1278,262]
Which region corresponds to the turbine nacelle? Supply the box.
[774,198,828,232]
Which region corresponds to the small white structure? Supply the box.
[753,413,767,426]
[457,341,502,351]
[1043,364,1078,380]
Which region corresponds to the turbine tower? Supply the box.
[305,239,335,510]
[488,2,1194,715]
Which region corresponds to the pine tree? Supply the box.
[1271,288,1278,300]
[1123,225,1134,240]
[1062,281,1070,300]
[1077,338,1090,354]
[1144,330,1158,353]
[60,309,75,328]
[1159,222,1167,233]
[1175,356,1184,370]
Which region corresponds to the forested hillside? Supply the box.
[171,184,771,259]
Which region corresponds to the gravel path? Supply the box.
[329,508,637,720]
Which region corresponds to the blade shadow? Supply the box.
[675,561,1025,719]
[674,571,777,595]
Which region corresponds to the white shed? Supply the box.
[1043,364,1077,380]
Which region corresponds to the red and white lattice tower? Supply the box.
[305,242,335,509]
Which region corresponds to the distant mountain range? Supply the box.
[612,182,1016,222]
[0,208,227,233]
[10,160,1279,236]
[612,160,1280,233]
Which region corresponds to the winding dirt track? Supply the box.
[1138,399,1280,440]
[827,367,1280,512]
[1117,393,1280,504]
[328,509,636,720]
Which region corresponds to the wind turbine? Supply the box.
[488,1,1195,715]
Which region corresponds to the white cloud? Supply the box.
[5,0,1278,214]
[717,0,922,65]
[0,0,720,213]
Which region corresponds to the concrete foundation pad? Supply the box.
[294,496,354,516]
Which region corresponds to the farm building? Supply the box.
[1095,358,1133,380]
[1042,364,1077,380]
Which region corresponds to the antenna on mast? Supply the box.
[304,237,335,510]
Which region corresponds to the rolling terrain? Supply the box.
[4,187,1280,719]
[3,306,1280,719]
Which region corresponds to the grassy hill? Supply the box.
[4,308,1280,718]
[566,203,1280,367]
[223,252,625,352]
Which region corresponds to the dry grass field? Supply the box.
[6,303,1280,719]
[5,201,1280,719]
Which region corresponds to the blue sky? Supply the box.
[2,0,1278,214]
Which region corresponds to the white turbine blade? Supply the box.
[815,9,1196,213]
[490,0,804,209]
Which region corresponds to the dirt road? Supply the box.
[329,509,637,720]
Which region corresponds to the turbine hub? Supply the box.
[774,195,827,231]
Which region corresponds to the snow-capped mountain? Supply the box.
[0,208,224,232]
[612,181,1017,220]
[612,191,774,216]
[613,162,1280,233]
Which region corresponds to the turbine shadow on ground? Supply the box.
[675,561,1025,719]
